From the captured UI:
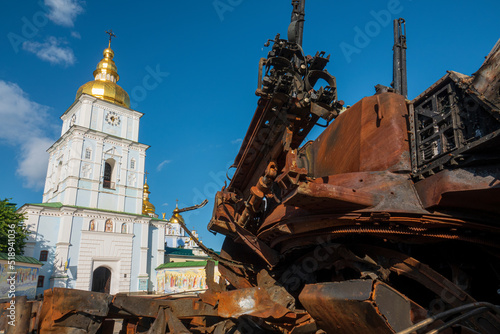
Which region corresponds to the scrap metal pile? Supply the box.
[2,1,500,333]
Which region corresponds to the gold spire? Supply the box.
[169,200,182,224]
[142,173,156,216]
[75,30,130,108]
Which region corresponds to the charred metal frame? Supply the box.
[409,71,500,178]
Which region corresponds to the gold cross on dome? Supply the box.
[105,29,116,47]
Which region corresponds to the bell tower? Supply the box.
[42,33,149,214]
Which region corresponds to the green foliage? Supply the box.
[0,198,29,255]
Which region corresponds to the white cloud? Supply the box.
[162,203,169,207]
[45,0,84,27]
[157,159,172,171]
[0,81,57,190]
[23,37,76,66]
[231,138,243,144]
[17,138,54,189]
[70,31,81,39]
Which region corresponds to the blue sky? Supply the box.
[1,0,499,251]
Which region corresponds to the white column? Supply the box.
[90,138,104,207]
[22,207,42,258]
[50,208,75,288]
[96,106,104,132]
[81,98,93,128]
[117,145,129,212]
[137,220,150,291]
[65,133,84,205]
[131,117,139,142]
[121,116,128,139]
[136,149,147,214]
[156,222,165,268]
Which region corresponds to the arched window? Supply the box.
[85,148,92,160]
[103,158,116,189]
[89,220,96,231]
[103,162,112,188]
[105,219,113,232]
[121,223,127,234]
[39,250,48,261]
[37,276,45,288]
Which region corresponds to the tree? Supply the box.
[0,198,29,255]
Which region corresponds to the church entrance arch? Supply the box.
[91,266,111,294]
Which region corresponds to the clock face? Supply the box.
[105,111,121,126]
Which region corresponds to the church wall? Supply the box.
[130,223,143,291]
[146,224,154,292]
[66,216,83,289]
[91,106,104,132]
[123,148,143,215]
[76,230,133,294]
[149,224,159,292]
[90,106,99,129]
[61,105,82,135]
[75,185,92,207]
[103,120,122,137]
[124,196,138,214]
[98,192,119,211]
[127,120,133,139]
[34,215,60,295]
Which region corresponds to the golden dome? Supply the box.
[169,203,183,224]
[142,181,156,215]
[75,44,130,108]
[169,212,183,225]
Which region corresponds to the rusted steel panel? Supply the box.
[39,288,112,334]
[218,287,293,319]
[299,280,400,334]
[282,181,376,210]
[414,167,500,216]
[301,93,410,178]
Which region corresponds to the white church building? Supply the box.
[18,39,203,296]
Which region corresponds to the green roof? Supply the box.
[156,260,218,270]
[0,253,43,265]
[32,202,63,208]
[164,247,194,256]
[24,202,169,221]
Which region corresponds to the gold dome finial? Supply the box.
[142,172,156,216]
[103,29,116,60]
[105,29,116,48]
[75,30,131,108]
[169,200,183,225]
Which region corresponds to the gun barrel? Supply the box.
[290,0,306,46]
[392,18,407,97]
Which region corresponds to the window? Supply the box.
[130,158,135,170]
[39,250,48,261]
[103,159,116,189]
[85,148,92,160]
[89,220,96,231]
[105,219,113,232]
[37,276,45,288]
[121,223,127,234]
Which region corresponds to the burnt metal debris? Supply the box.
[2,1,500,333]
